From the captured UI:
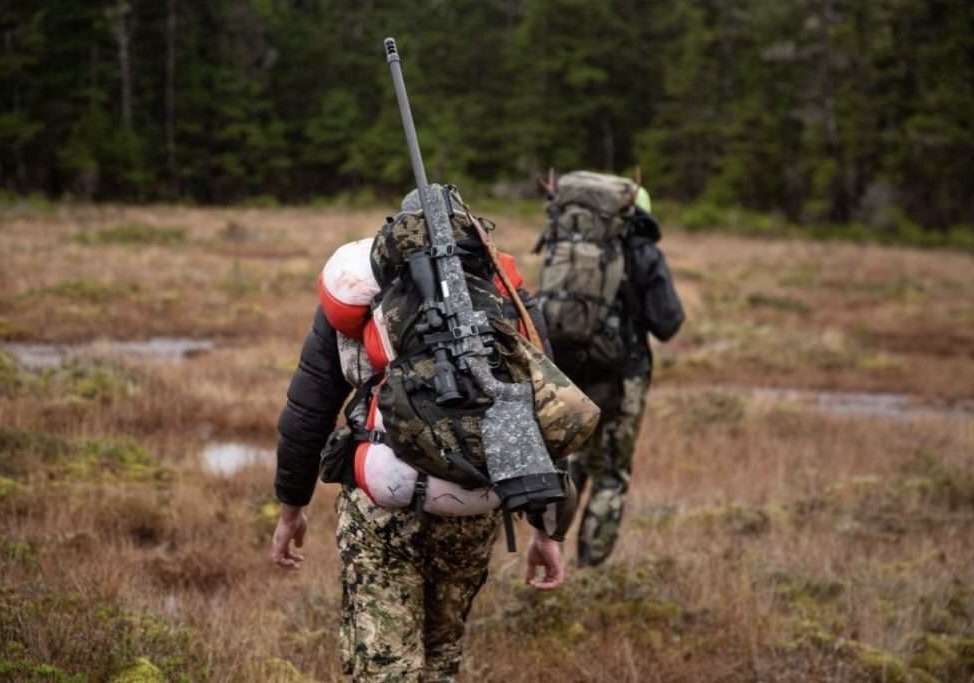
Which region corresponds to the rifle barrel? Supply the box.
[384,37,429,196]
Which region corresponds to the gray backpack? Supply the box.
[535,171,637,365]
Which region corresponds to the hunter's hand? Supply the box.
[525,528,564,590]
[271,503,307,570]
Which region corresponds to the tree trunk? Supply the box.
[166,0,176,176]
[113,1,132,129]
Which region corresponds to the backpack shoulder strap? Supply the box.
[468,214,544,352]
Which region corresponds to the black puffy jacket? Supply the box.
[274,306,350,506]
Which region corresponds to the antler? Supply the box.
[536,166,556,196]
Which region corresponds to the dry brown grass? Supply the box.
[1,204,972,682]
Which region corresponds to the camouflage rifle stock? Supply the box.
[383,37,564,549]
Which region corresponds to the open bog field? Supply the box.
[1,204,972,682]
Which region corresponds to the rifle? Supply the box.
[384,37,563,550]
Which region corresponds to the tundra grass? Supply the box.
[0,204,971,681]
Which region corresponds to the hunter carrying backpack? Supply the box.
[536,171,638,367]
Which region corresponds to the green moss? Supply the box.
[75,223,186,246]
[1,539,37,568]
[0,350,22,394]
[856,643,913,683]
[778,264,822,288]
[220,261,263,298]
[0,476,25,499]
[70,437,167,482]
[0,316,29,341]
[109,657,166,683]
[769,571,846,612]
[908,634,974,681]
[673,391,746,433]
[0,191,56,213]
[0,428,72,478]
[38,279,121,303]
[746,292,811,316]
[919,587,974,636]
[251,657,310,682]
[679,504,772,536]
[253,498,281,538]
[498,561,689,642]
[903,452,974,511]
[0,588,204,681]
[0,429,167,484]
[62,363,133,403]
[0,659,85,682]
[790,621,940,683]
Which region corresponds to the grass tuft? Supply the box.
[75,223,187,247]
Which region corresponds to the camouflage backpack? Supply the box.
[535,171,638,367]
[370,200,599,490]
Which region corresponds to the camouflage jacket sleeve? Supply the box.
[275,306,352,506]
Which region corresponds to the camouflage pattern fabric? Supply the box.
[500,328,600,458]
[569,372,650,566]
[336,486,500,682]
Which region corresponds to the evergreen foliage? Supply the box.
[0,0,971,231]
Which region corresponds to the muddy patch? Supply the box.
[201,442,275,476]
[666,385,973,421]
[2,338,215,369]
[747,387,973,420]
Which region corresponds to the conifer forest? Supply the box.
[2,1,972,234]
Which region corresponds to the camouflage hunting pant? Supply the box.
[336,486,500,682]
[569,372,650,566]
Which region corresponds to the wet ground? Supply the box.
[201,442,276,475]
[1,338,215,369]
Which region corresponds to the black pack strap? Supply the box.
[407,472,429,534]
[503,509,517,552]
[342,372,384,423]
[348,427,387,445]
[411,471,428,514]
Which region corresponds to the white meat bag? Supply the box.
[357,442,500,515]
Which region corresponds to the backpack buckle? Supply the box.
[430,244,455,258]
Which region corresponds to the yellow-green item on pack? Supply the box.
[635,186,652,213]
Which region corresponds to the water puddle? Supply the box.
[2,337,215,369]
[739,386,971,420]
[201,442,275,476]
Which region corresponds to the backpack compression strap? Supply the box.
[468,214,544,352]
